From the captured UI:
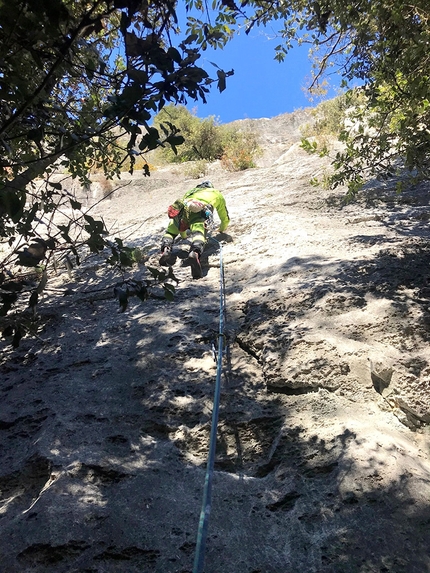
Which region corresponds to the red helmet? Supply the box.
[167,200,184,218]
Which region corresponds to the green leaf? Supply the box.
[183,34,199,45]
[0,189,26,222]
[119,250,134,267]
[119,10,130,34]
[36,270,48,293]
[84,214,106,235]
[48,182,62,190]
[217,69,227,93]
[27,127,44,142]
[0,292,18,316]
[135,284,148,301]
[114,287,129,312]
[167,47,182,64]
[164,287,174,302]
[127,68,149,85]
[20,202,39,235]
[85,234,105,253]
[69,199,81,210]
[58,224,72,243]
[86,60,96,81]
[216,68,233,92]
[147,266,160,279]
[300,138,318,154]
[2,325,14,338]
[12,325,23,348]
[139,127,160,151]
[29,291,39,309]
[165,134,185,155]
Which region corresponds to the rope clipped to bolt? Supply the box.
[193,237,227,573]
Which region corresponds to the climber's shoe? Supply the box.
[159,247,177,267]
[182,251,202,279]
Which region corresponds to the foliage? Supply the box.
[0,0,237,344]
[2,0,430,344]
[300,92,361,139]
[220,129,261,171]
[238,0,430,193]
[329,81,430,195]
[153,105,224,163]
[299,90,364,184]
[114,265,178,312]
[178,0,430,191]
[153,105,260,170]
[182,0,429,192]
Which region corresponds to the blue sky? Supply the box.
[186,28,340,124]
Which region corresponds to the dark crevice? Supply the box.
[235,335,260,362]
[267,384,319,395]
[94,546,160,562]
[266,491,301,512]
[302,461,339,477]
[69,463,130,485]
[235,335,327,397]
[18,541,90,564]
[267,383,340,395]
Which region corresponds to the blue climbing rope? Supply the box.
[193,237,226,573]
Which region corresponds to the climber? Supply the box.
[159,181,230,279]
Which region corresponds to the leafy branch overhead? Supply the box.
[256,0,430,192]
[114,266,178,313]
[0,0,236,343]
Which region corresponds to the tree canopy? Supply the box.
[241,0,430,191]
[0,0,235,335]
[1,0,427,209]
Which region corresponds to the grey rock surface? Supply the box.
[1,110,430,572]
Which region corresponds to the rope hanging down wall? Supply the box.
[192,237,227,573]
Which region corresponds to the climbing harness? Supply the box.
[192,237,227,573]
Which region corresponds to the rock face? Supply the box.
[1,110,430,573]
